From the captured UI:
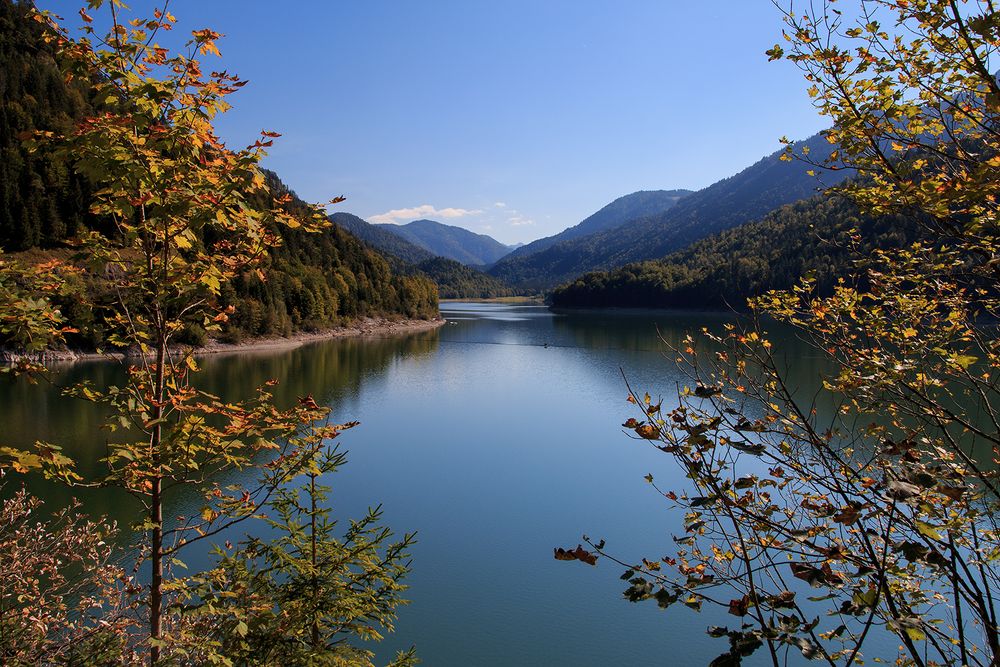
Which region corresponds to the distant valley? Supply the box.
[328,213,515,299]
[324,131,873,311]
[1,0,891,315]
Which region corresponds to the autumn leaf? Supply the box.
[693,384,722,398]
[790,562,843,587]
[298,394,320,410]
[728,595,751,616]
[634,424,660,440]
[832,504,862,525]
[553,545,598,566]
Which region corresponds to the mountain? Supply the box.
[379,219,512,266]
[329,212,516,298]
[224,175,438,339]
[500,189,692,262]
[548,193,919,311]
[329,212,434,264]
[489,134,853,290]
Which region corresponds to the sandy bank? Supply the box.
[3,316,446,365]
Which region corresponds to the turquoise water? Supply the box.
[5,303,837,665]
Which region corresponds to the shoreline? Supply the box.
[4,316,446,365]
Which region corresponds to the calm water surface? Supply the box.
[5,303,839,665]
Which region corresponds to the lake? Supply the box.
[3,302,840,665]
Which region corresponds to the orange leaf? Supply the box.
[634,424,660,440]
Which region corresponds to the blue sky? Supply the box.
[44,1,827,245]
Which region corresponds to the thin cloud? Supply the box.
[494,201,507,208]
[507,214,534,227]
[369,204,482,224]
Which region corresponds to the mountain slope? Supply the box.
[0,0,99,249]
[380,219,511,266]
[489,134,852,290]
[329,212,516,298]
[329,212,435,264]
[548,194,918,311]
[500,189,692,262]
[412,257,514,299]
[0,1,438,349]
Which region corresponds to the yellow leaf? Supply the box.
[200,41,221,57]
[954,354,978,369]
[914,520,943,541]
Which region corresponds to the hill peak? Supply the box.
[378,218,512,266]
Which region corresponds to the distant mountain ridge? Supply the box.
[329,212,514,298]
[378,219,512,266]
[488,133,852,290]
[502,189,692,262]
[329,212,434,265]
[548,192,920,311]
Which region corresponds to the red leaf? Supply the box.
[553,545,598,566]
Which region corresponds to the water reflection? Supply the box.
[3,305,852,666]
[0,330,441,530]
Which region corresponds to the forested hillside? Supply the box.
[412,257,514,298]
[490,134,852,290]
[329,211,435,264]
[0,0,437,349]
[331,211,518,297]
[215,175,438,343]
[0,0,97,249]
[549,194,918,310]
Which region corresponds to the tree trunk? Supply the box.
[149,334,166,665]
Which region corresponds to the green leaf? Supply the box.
[914,520,943,541]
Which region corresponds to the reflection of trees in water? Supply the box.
[0,329,440,541]
[1,360,128,464]
[195,330,440,409]
[553,311,998,473]
[551,311,738,353]
[552,311,842,418]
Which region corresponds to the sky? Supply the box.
[42,1,828,245]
